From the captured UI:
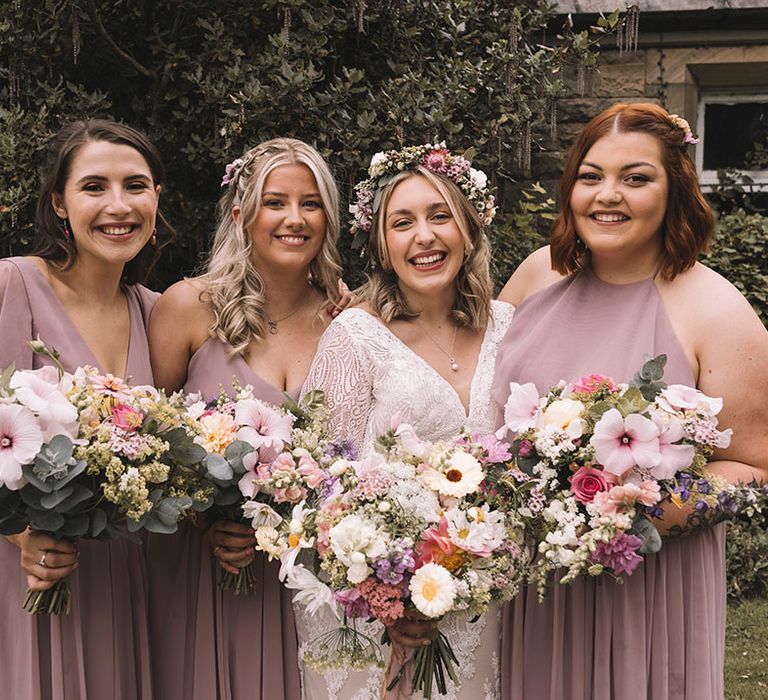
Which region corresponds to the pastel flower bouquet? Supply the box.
[496,354,759,598]
[0,359,210,614]
[279,418,530,698]
[186,387,342,594]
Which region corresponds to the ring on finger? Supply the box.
[213,546,222,557]
[39,551,48,568]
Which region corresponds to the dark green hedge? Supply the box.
[0,1,614,288]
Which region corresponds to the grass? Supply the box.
[725,597,768,699]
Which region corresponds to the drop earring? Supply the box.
[150,228,157,246]
[60,218,72,240]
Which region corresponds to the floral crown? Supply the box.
[349,142,496,248]
[667,114,699,145]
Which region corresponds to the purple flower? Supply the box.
[591,533,644,576]
[695,500,709,513]
[374,559,404,585]
[335,588,370,619]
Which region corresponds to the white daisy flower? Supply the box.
[409,563,457,618]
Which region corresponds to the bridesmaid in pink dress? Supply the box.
[491,103,768,699]
[146,138,344,699]
[0,119,167,699]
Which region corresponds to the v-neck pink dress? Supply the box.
[0,256,158,700]
[145,336,301,700]
[490,268,726,700]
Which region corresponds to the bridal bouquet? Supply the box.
[0,360,210,614]
[186,387,346,594]
[496,355,760,598]
[280,419,530,698]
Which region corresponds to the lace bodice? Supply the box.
[303,301,514,454]
[296,301,513,700]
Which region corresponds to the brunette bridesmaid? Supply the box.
[146,138,343,699]
[0,119,167,699]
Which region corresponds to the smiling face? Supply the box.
[570,130,669,269]
[51,140,160,271]
[237,163,326,274]
[382,174,467,305]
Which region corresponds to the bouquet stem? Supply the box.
[219,561,258,595]
[387,630,459,698]
[23,579,71,615]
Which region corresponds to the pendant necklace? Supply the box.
[266,287,310,335]
[417,320,460,372]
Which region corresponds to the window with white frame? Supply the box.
[696,92,768,188]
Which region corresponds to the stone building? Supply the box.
[538,1,768,191]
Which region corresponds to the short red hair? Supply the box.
[550,103,715,280]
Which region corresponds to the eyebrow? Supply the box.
[76,174,152,184]
[262,191,321,198]
[387,201,448,219]
[580,161,658,171]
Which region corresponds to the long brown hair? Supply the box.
[550,103,714,280]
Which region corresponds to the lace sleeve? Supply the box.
[302,316,374,452]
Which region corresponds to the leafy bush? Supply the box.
[0,1,621,288]
[727,516,768,602]
[705,208,768,325]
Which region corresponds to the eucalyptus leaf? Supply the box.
[633,516,662,554]
[204,453,234,482]
[56,459,88,488]
[28,510,66,532]
[39,485,74,509]
[59,512,90,538]
[0,515,27,536]
[166,428,207,466]
[90,509,108,537]
[54,483,93,512]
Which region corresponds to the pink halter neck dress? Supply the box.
[490,268,725,700]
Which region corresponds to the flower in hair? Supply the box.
[668,114,700,145]
[221,158,245,187]
[349,142,496,249]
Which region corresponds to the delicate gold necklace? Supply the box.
[416,320,460,372]
[265,287,310,335]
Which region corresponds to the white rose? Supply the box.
[468,167,488,190]
[540,398,585,438]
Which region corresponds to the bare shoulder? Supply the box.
[662,262,762,330]
[151,278,212,347]
[497,246,565,306]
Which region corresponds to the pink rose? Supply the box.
[569,466,609,504]
[571,374,618,395]
[112,403,143,432]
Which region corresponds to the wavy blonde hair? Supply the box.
[361,168,492,331]
[198,138,342,355]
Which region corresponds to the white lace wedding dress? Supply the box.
[294,301,514,700]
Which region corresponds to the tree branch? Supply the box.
[85,0,155,79]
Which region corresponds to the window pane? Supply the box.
[703,101,768,170]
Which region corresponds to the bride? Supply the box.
[295,144,512,699]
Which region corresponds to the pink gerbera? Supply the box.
[591,409,660,476]
[0,404,43,489]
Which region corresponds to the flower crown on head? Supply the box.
[349,142,496,249]
[668,114,700,145]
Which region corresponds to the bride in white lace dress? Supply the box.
[294,145,513,700]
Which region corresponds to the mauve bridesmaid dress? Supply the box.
[0,256,158,700]
[145,335,301,700]
[491,267,725,700]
